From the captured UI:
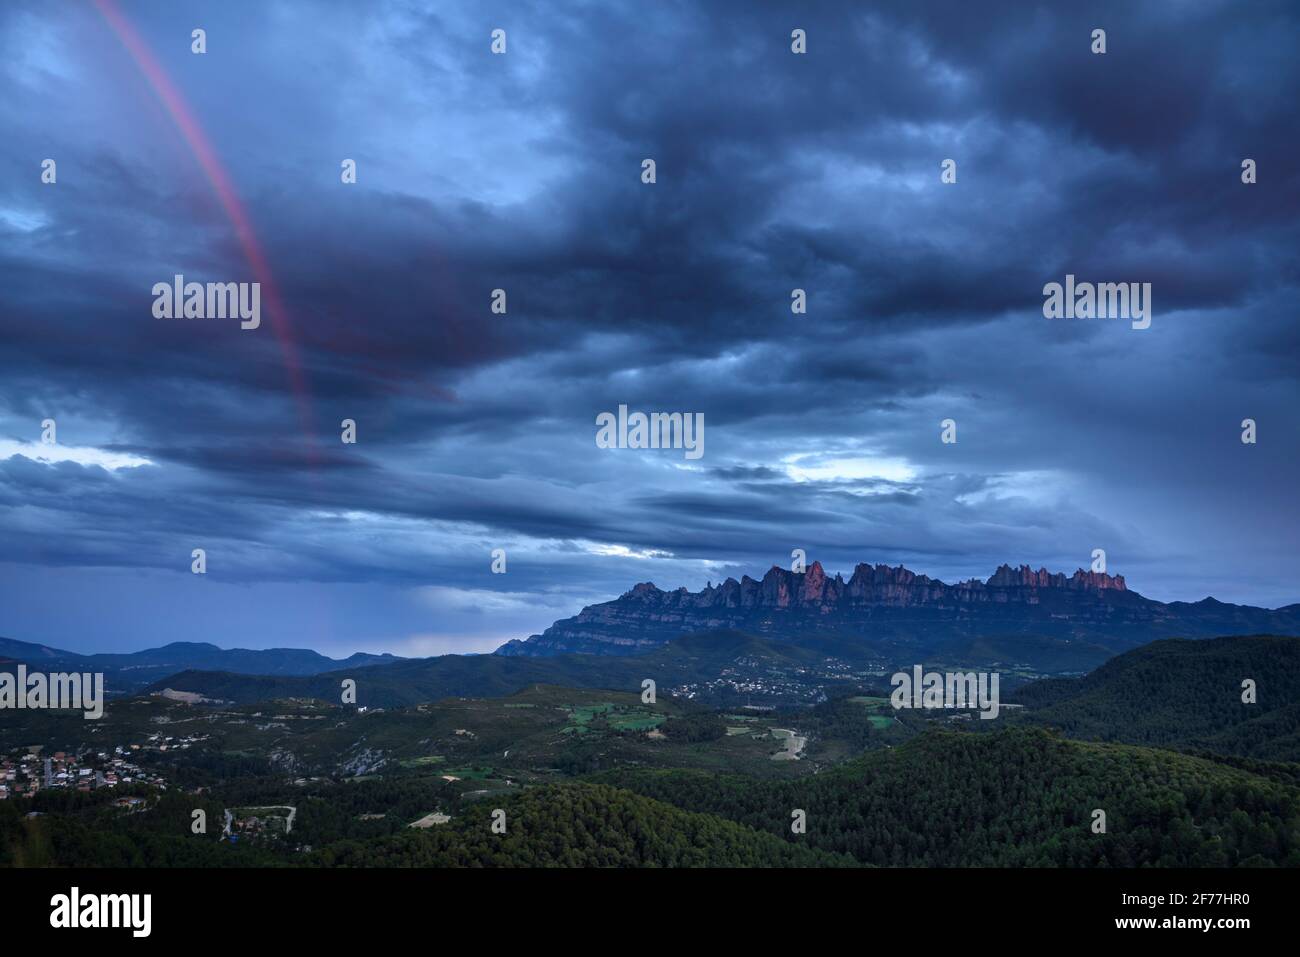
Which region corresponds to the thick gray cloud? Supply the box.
[0,0,1296,655]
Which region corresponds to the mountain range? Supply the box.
[0,637,402,692]
[5,559,1299,699]
[495,560,1300,666]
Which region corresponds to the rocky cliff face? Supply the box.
[496,560,1298,658]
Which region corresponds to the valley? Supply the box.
[4,564,1298,870]
[3,633,1298,868]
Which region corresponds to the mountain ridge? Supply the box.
[0,636,403,693]
[496,559,1300,659]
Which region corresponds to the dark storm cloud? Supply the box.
[0,0,1297,653]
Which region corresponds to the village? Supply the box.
[0,729,211,800]
[665,655,880,704]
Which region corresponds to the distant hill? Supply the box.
[1008,634,1300,761]
[79,641,402,676]
[0,636,75,660]
[496,560,1300,670]
[0,637,403,693]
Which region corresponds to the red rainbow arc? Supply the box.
[92,0,318,455]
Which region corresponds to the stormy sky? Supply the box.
[1,0,1297,657]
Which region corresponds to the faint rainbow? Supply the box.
[92,0,318,451]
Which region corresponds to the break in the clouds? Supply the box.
[1,0,1297,656]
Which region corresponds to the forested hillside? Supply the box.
[0,782,851,869]
[593,728,1300,867]
[1010,635,1300,760]
[309,784,852,867]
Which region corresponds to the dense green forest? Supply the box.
[9,727,1297,867]
[308,784,852,867]
[0,781,849,868]
[1008,636,1300,760]
[592,728,1300,867]
[0,789,276,868]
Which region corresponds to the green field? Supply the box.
[399,755,446,768]
[849,696,895,730]
[607,712,665,731]
[567,703,615,724]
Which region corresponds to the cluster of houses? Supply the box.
[666,655,900,706]
[224,805,297,842]
[0,733,207,800]
[229,814,276,838]
[668,670,831,705]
